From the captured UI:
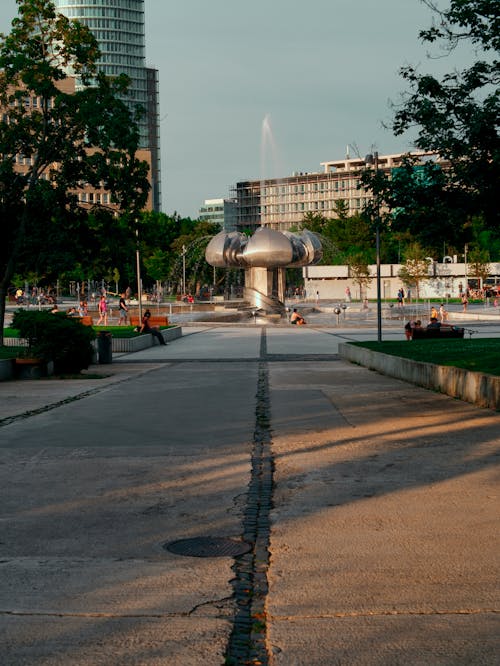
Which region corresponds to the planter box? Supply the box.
[111,326,182,353]
[0,358,14,381]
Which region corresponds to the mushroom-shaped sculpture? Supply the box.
[205,226,322,315]
[242,227,294,267]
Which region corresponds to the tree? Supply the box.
[398,243,432,300]
[0,0,150,343]
[170,220,219,295]
[361,154,469,256]
[298,208,373,266]
[348,254,372,301]
[467,246,491,291]
[391,0,499,229]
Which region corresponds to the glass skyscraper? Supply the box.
[54,0,161,212]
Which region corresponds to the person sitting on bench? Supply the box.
[140,309,166,345]
[290,308,306,325]
[427,316,441,330]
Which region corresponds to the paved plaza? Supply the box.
[0,319,499,665]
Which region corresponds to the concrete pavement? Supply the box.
[0,325,499,665]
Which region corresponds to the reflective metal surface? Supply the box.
[205,227,322,268]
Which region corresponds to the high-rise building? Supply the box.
[54,0,162,212]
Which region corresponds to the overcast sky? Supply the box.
[0,1,473,219]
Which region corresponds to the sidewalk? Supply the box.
[0,325,499,665]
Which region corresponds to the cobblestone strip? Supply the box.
[225,329,273,665]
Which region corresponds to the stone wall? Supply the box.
[338,342,500,411]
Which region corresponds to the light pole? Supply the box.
[464,243,468,294]
[365,151,382,342]
[135,223,143,321]
[182,244,187,296]
[375,222,382,342]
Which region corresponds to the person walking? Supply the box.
[96,294,108,326]
[118,292,129,325]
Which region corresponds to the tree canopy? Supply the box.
[361,0,499,257]
[0,0,150,342]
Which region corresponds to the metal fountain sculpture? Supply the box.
[205,227,322,316]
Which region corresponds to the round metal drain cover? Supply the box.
[164,537,251,558]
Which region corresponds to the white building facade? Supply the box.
[304,262,500,301]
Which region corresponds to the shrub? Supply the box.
[11,310,96,374]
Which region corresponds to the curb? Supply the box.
[338,342,500,411]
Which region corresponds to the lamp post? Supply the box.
[365,151,382,342]
[135,223,143,321]
[375,223,382,342]
[464,243,468,294]
[182,244,187,296]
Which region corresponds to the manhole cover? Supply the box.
[164,537,251,558]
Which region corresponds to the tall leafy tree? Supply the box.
[467,246,491,290]
[361,1,499,255]
[393,0,499,228]
[0,0,150,342]
[398,243,432,301]
[348,254,372,300]
[362,154,468,255]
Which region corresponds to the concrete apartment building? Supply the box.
[55,0,162,212]
[234,152,445,231]
[233,152,500,300]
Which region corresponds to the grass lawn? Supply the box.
[353,338,500,376]
[4,324,172,340]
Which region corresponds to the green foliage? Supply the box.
[467,245,491,282]
[391,0,499,230]
[11,310,96,373]
[298,208,375,266]
[0,0,150,343]
[358,2,499,257]
[348,254,372,293]
[169,219,219,292]
[360,155,468,256]
[398,243,431,299]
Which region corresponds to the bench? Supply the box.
[78,316,94,326]
[129,315,169,328]
[411,326,464,340]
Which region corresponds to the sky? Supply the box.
[0,1,474,219]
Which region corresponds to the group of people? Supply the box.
[430,304,449,321]
[94,292,129,326]
[405,305,453,340]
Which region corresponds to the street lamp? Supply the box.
[182,244,187,296]
[135,223,143,321]
[365,151,382,342]
[464,243,468,294]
